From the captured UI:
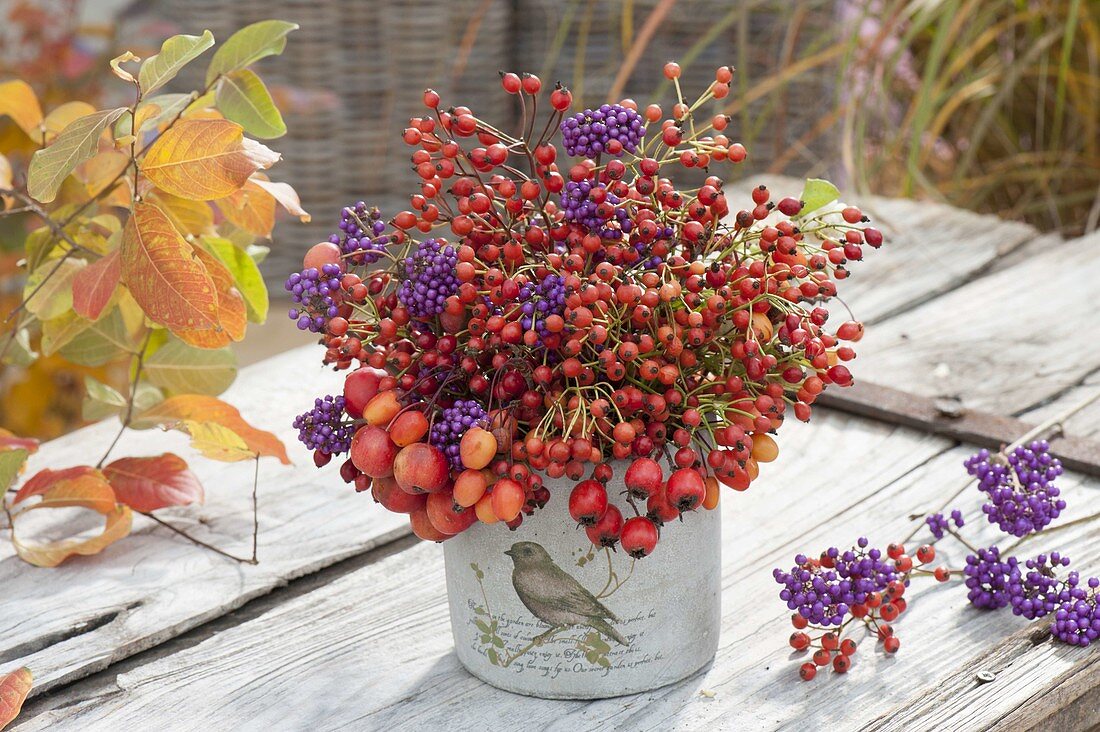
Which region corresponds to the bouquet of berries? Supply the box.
[288,63,883,557]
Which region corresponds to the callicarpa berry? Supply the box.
[925,509,964,540]
[331,201,390,262]
[560,103,644,158]
[294,395,354,455]
[963,546,1019,610]
[286,263,342,333]
[398,239,459,319]
[429,400,488,472]
[965,442,1065,537]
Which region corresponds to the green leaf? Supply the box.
[799,178,841,215]
[486,648,499,666]
[205,20,298,85]
[144,336,237,395]
[58,308,134,366]
[473,606,487,615]
[3,329,37,367]
[23,257,85,321]
[247,243,270,264]
[215,69,285,139]
[132,382,165,414]
[491,636,505,648]
[201,236,268,322]
[0,448,29,492]
[596,656,611,669]
[82,376,127,421]
[41,312,91,355]
[27,108,128,203]
[139,31,216,96]
[475,619,491,634]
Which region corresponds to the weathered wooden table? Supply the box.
[4,178,1099,730]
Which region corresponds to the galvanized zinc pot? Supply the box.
[443,464,721,699]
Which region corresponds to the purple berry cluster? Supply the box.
[560,180,633,239]
[1007,552,1077,620]
[926,509,965,540]
[429,399,488,471]
[560,103,644,158]
[773,537,899,626]
[963,546,1019,609]
[397,239,459,319]
[330,201,389,262]
[293,395,353,455]
[964,442,1065,537]
[1052,582,1099,646]
[286,264,342,332]
[519,274,567,341]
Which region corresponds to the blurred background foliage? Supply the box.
[1,0,1097,438]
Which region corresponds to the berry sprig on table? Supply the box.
[289,62,883,554]
[778,440,1099,681]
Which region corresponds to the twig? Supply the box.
[96,329,152,468]
[140,511,258,565]
[1004,509,1100,555]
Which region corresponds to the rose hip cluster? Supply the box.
[290,63,883,556]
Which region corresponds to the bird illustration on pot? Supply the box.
[505,541,629,646]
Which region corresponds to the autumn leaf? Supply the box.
[144,337,237,395]
[140,118,280,201]
[57,307,136,366]
[0,450,29,494]
[0,79,43,139]
[0,667,33,730]
[11,504,131,568]
[215,179,276,237]
[42,101,97,143]
[121,201,221,333]
[72,249,120,321]
[146,189,214,236]
[104,453,204,512]
[23,256,85,321]
[0,429,40,454]
[250,177,310,222]
[201,236,268,323]
[173,245,246,348]
[13,465,103,506]
[9,470,132,567]
[27,107,128,203]
[132,394,289,464]
[183,421,256,462]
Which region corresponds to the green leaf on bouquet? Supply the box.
[139,31,216,95]
[206,20,298,84]
[144,336,238,395]
[799,178,841,215]
[216,70,285,139]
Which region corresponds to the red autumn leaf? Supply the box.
[103,453,204,512]
[0,428,38,454]
[0,667,33,730]
[72,249,120,321]
[13,465,99,505]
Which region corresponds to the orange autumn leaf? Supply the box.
[250,177,310,223]
[72,249,120,321]
[173,245,246,349]
[140,118,279,201]
[9,472,132,567]
[104,453,204,512]
[216,179,276,237]
[132,394,289,464]
[121,201,221,333]
[13,465,100,505]
[0,667,32,730]
[146,189,214,236]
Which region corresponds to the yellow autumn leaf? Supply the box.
[0,79,43,139]
[140,118,280,201]
[183,420,257,462]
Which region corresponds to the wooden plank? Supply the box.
[855,231,1100,416]
[730,175,1040,324]
[818,381,1100,477]
[17,412,1098,730]
[0,345,409,698]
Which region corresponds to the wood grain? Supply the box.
[855,231,1100,416]
[14,418,1097,730]
[0,345,408,698]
